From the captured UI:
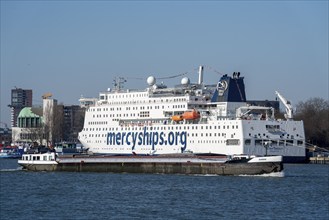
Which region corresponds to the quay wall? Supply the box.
[309,157,329,164]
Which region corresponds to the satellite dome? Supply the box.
[147,76,156,86]
[181,77,190,85]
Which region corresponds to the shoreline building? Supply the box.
[62,105,85,142]
[8,88,32,127]
[0,123,12,147]
[12,97,57,146]
[12,95,85,146]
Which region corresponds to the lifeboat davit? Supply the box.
[172,115,183,122]
[182,109,200,120]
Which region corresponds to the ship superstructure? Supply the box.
[78,66,306,162]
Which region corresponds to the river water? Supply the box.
[0,159,328,220]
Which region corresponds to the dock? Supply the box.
[309,157,329,164]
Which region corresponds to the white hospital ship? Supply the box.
[78,66,306,162]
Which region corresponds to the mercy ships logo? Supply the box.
[106,127,187,151]
[217,80,228,96]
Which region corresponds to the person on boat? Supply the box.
[48,145,56,153]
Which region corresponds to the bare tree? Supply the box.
[52,105,64,144]
[25,127,43,145]
[295,98,329,149]
[73,108,85,140]
[42,124,50,146]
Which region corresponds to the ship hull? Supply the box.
[18,155,283,175]
[54,161,282,175]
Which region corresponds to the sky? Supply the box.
[1,1,328,127]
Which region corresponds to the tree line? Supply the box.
[294,97,329,150]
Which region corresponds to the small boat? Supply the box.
[54,142,85,155]
[182,109,200,120]
[0,147,23,159]
[171,115,183,122]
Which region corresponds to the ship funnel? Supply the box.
[198,65,204,85]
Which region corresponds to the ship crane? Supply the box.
[275,91,293,120]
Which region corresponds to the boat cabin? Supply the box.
[21,153,56,162]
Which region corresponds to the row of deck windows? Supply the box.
[83,124,239,131]
[89,97,188,111]
[245,139,304,146]
[92,147,166,152]
[86,136,304,147]
[88,140,228,145]
[105,93,148,99]
[88,121,108,125]
[86,132,228,138]
[90,104,186,114]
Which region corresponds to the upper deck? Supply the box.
[78,68,282,124]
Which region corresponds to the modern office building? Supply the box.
[62,105,85,142]
[8,88,33,127]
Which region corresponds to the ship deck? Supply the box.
[58,154,229,164]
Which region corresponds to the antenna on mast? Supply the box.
[113,77,126,92]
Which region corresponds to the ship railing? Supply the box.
[117,117,226,127]
[102,88,146,94]
[118,118,170,127]
[150,93,186,98]
[236,106,275,120]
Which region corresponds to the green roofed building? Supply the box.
[12,97,85,146]
[17,107,43,128]
[12,98,57,146]
[12,106,45,145]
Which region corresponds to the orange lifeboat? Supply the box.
[172,115,183,122]
[182,109,200,120]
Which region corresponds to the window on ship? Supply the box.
[286,140,294,146]
[255,139,262,146]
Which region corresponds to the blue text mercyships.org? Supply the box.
[107,127,187,150]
